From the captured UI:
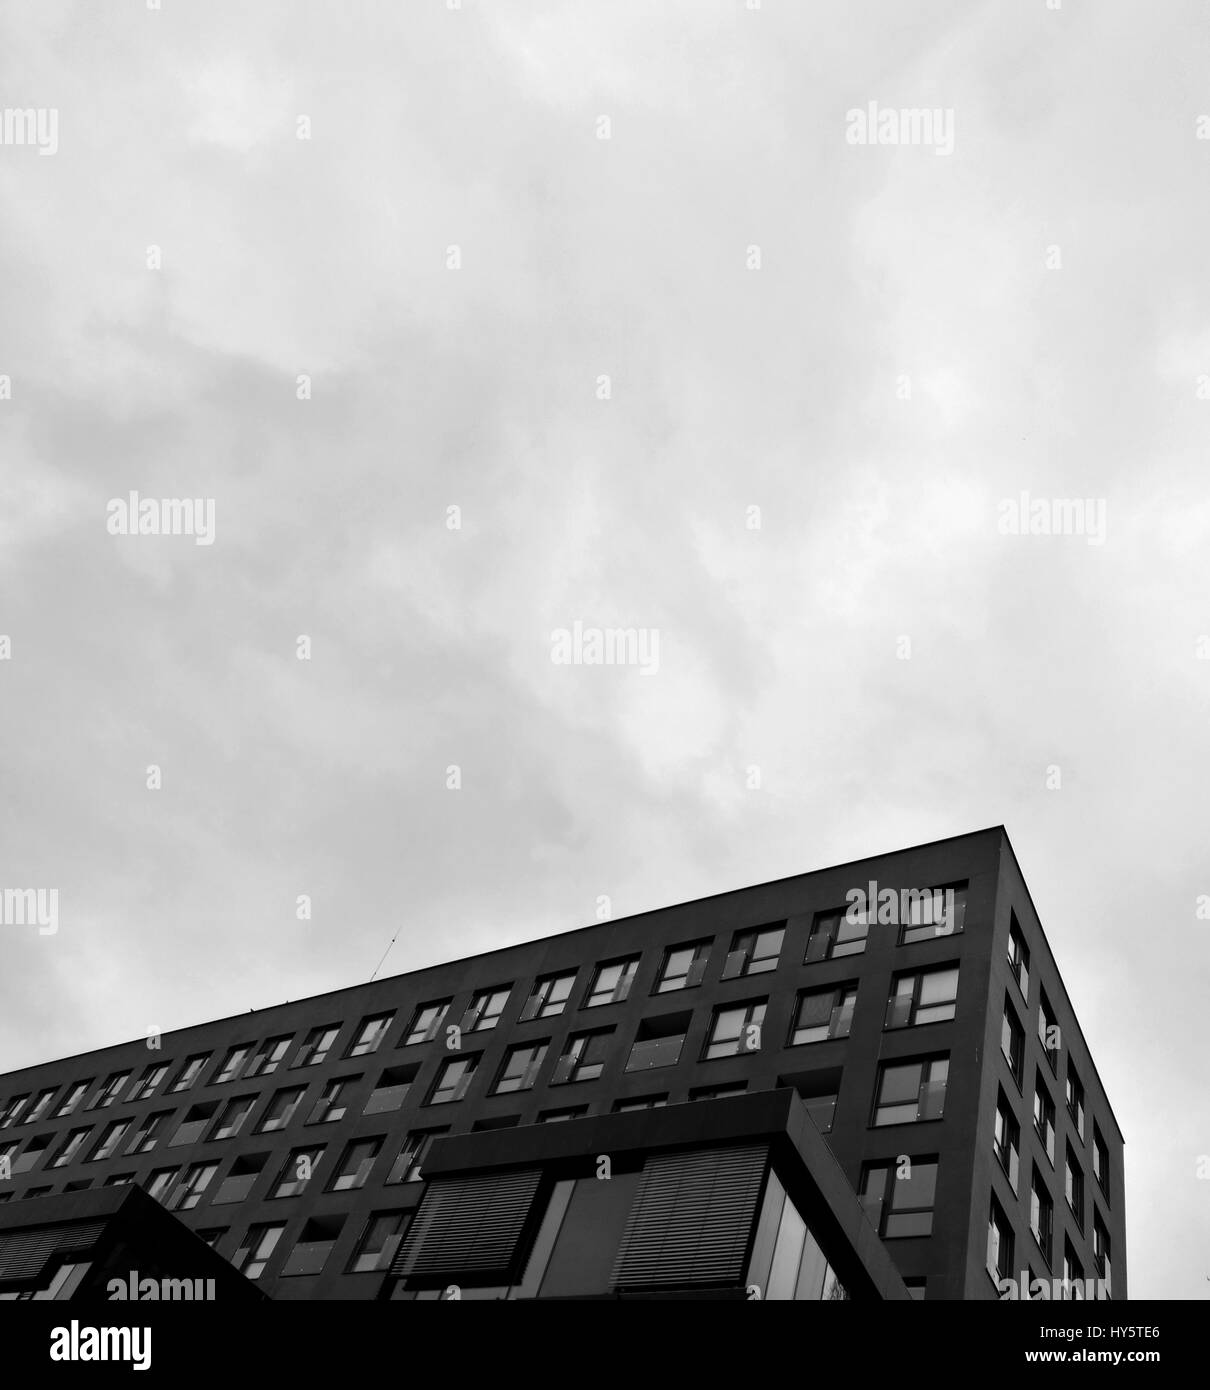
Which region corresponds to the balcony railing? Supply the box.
[624,1036,685,1072]
[884,995,913,1029]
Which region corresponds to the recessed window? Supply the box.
[1033,1076,1056,1164]
[654,940,711,993]
[1061,1239,1084,1299]
[385,1128,447,1184]
[703,1000,765,1060]
[280,1216,344,1278]
[257,1085,306,1133]
[197,1228,227,1249]
[900,883,967,945]
[584,957,640,1008]
[402,1000,451,1046]
[1029,1167,1053,1264]
[1038,989,1060,1073]
[234,1223,284,1280]
[364,1064,420,1114]
[49,1127,91,1168]
[0,1095,29,1128]
[346,1013,393,1058]
[245,1035,292,1078]
[168,1055,209,1094]
[987,1196,1014,1282]
[210,1095,257,1141]
[459,988,511,1034]
[347,1212,410,1274]
[471,1115,521,1131]
[720,924,785,979]
[307,1076,358,1125]
[872,1056,948,1126]
[327,1138,381,1192]
[519,973,576,1021]
[426,1055,479,1105]
[1001,998,1024,1086]
[790,983,856,1045]
[88,1119,131,1162]
[1093,1212,1112,1295]
[88,1072,129,1110]
[126,1065,168,1103]
[213,1045,253,1085]
[688,1082,748,1101]
[492,1042,548,1094]
[625,1013,690,1072]
[24,1089,58,1123]
[1065,1064,1085,1141]
[67,1179,96,1192]
[292,1025,340,1069]
[104,1172,135,1187]
[53,1081,93,1118]
[993,1089,1020,1192]
[859,1157,938,1238]
[612,1095,668,1111]
[145,1167,180,1202]
[271,1146,326,1199]
[1065,1145,1084,1229]
[886,965,959,1029]
[1007,913,1030,999]
[170,1161,218,1211]
[212,1154,268,1206]
[170,1103,218,1147]
[537,1106,589,1122]
[1092,1124,1110,1200]
[12,1134,52,1173]
[805,906,868,962]
[551,1030,613,1084]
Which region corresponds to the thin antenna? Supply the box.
[369,925,403,982]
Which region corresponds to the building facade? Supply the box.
[0,827,1126,1300]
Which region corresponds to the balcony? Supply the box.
[624,1036,685,1073]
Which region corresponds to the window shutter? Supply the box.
[391,1168,543,1283]
[610,1144,768,1290]
[0,1220,106,1285]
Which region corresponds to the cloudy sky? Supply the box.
[1,0,1207,1298]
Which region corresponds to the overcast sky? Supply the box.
[1,0,1207,1298]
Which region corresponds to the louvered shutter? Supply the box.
[610,1144,768,1290]
[391,1168,542,1282]
[0,1220,107,1283]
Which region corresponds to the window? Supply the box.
[1093,1213,1112,1294]
[171,1161,218,1211]
[492,1042,548,1094]
[584,956,640,1008]
[280,1217,343,1277]
[403,1000,451,1045]
[234,1223,284,1280]
[613,1095,668,1111]
[519,972,576,1021]
[327,1138,381,1192]
[212,1154,267,1205]
[551,1030,613,1084]
[1038,989,1060,1073]
[1029,1167,1053,1264]
[688,1082,748,1101]
[625,1013,689,1072]
[885,965,959,1029]
[364,1065,420,1114]
[993,1090,1020,1191]
[537,1106,589,1122]
[1092,1125,1110,1199]
[790,984,856,1045]
[49,1127,91,1168]
[779,1070,842,1133]
[168,1054,209,1093]
[987,1197,1014,1282]
[460,988,510,1034]
[53,1081,92,1118]
[127,1064,168,1103]
[386,1128,447,1184]
[346,1013,393,1058]
[900,883,967,945]
[210,1095,257,1141]
[257,1085,306,1133]
[1007,913,1030,999]
[292,1025,339,1068]
[427,1055,478,1105]
[1066,1064,1085,1141]
[88,1072,129,1109]
[0,1140,18,1170]
[1065,1145,1084,1229]
[859,1158,938,1238]
[145,1167,180,1202]
[471,1115,521,1131]
[0,1095,28,1128]
[307,1077,357,1125]
[1062,1240,1085,1299]
[212,1046,251,1085]
[271,1146,325,1199]
[1001,998,1024,1086]
[703,1000,765,1060]
[905,1279,927,1301]
[12,1134,52,1173]
[104,1173,135,1187]
[720,924,785,979]
[347,1212,410,1274]
[88,1119,131,1162]
[872,1056,948,1126]
[805,907,868,962]
[170,1103,218,1147]
[197,1229,226,1249]
[654,940,711,993]
[1033,1076,1056,1164]
[245,1035,291,1078]
[24,1089,57,1123]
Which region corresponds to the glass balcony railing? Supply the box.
[884,995,913,1029]
[624,1036,686,1072]
[917,1079,946,1121]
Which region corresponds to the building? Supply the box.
[0,826,1126,1300]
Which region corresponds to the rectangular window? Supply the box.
[1062,1240,1085,1299]
[688,1082,748,1102]
[1001,998,1024,1085]
[88,1119,131,1161]
[859,1157,938,1238]
[519,972,576,1021]
[613,1095,668,1111]
[1033,1076,1056,1164]
[127,1064,168,1103]
[872,1056,948,1126]
[292,1025,339,1068]
[307,1077,357,1125]
[584,957,640,1008]
[234,1223,284,1280]
[720,923,785,979]
[987,1196,1014,1282]
[625,1013,689,1072]
[1065,1145,1084,1229]
[537,1106,589,1122]
[271,1146,325,1199]
[1038,989,1060,1073]
[791,983,856,1045]
[211,1154,267,1206]
[1093,1213,1112,1295]
[403,1000,451,1046]
[804,907,867,962]
[12,1134,51,1173]
[346,1013,393,1058]
[1093,1125,1110,1200]
[1030,1167,1053,1264]
[460,988,511,1034]
[427,1055,478,1105]
[168,1055,209,1093]
[24,1089,58,1123]
[551,1030,613,1085]
[171,1161,218,1211]
[104,1173,135,1187]
[257,1086,306,1133]
[280,1217,342,1278]
[492,1042,548,1094]
[993,1090,1020,1192]
[654,940,711,993]
[327,1138,381,1192]
[88,1072,129,1110]
[363,1065,420,1115]
[210,1095,257,1141]
[900,883,967,945]
[53,1081,92,1118]
[49,1127,91,1168]
[347,1212,410,1274]
[245,1035,291,1078]
[126,1109,172,1154]
[213,1046,252,1085]
[386,1128,448,1184]
[1066,1064,1085,1141]
[145,1167,180,1202]
[0,1095,29,1128]
[1007,913,1030,999]
[885,965,959,1029]
[703,1000,765,1060]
